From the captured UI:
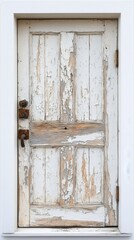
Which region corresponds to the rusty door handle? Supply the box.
[21,134,26,148]
[18,129,29,148]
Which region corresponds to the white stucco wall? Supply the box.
[0,0,134,239]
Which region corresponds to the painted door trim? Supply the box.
[0,0,134,236]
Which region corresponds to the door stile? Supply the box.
[103,20,118,226]
[18,20,30,227]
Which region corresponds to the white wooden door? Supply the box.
[18,20,118,227]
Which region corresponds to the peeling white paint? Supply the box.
[65,132,104,144]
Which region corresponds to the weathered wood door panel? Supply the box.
[18,20,118,227]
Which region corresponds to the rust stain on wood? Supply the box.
[116,186,119,202]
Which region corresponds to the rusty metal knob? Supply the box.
[19,99,28,108]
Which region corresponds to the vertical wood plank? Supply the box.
[60,32,75,122]
[76,35,90,121]
[18,21,30,227]
[76,148,90,204]
[44,35,60,205]
[60,146,75,207]
[45,34,60,121]
[30,148,46,204]
[103,20,118,226]
[31,35,45,121]
[90,35,103,121]
[46,148,60,204]
[89,148,103,203]
[18,22,29,102]
[30,35,46,208]
[19,142,30,226]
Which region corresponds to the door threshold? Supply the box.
[3,228,131,237]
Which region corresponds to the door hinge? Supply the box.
[116,186,119,202]
[115,49,119,68]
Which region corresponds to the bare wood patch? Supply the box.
[60,146,75,207]
[76,148,103,205]
[30,122,104,146]
[31,218,104,227]
[90,148,104,203]
[60,32,75,122]
[30,206,105,227]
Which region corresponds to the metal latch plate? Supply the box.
[18,109,29,119]
[18,129,29,140]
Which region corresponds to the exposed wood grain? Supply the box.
[60,146,75,207]
[89,148,103,203]
[76,148,90,204]
[90,35,103,121]
[30,205,105,227]
[75,35,90,121]
[31,35,45,121]
[30,122,104,146]
[45,34,60,121]
[60,32,75,122]
[76,148,103,205]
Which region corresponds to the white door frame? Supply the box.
[0,0,134,237]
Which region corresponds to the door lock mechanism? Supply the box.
[18,129,29,148]
[18,109,29,119]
